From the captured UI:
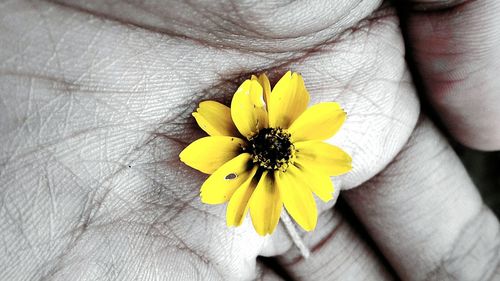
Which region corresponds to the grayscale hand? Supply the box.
[0,1,499,280]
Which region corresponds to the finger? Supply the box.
[272,204,396,281]
[344,117,500,280]
[399,0,500,150]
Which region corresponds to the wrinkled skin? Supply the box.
[1,0,500,280]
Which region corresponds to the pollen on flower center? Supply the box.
[247,128,295,171]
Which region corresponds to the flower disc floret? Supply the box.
[247,128,295,172]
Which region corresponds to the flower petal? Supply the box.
[276,166,317,231]
[200,153,254,204]
[295,141,352,176]
[294,163,334,202]
[179,136,245,174]
[226,167,258,227]
[231,79,268,138]
[288,102,346,142]
[192,101,239,136]
[252,74,271,106]
[249,171,282,236]
[268,71,310,129]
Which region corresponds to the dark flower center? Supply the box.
[247,128,294,171]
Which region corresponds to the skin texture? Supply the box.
[0,0,498,280]
[404,0,500,150]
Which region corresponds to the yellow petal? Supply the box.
[252,74,271,106]
[295,141,352,176]
[200,153,254,204]
[231,79,268,138]
[226,167,258,227]
[268,71,310,129]
[276,167,317,231]
[249,171,282,236]
[294,163,334,202]
[288,102,346,142]
[179,136,245,174]
[192,101,239,136]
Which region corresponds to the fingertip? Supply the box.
[403,0,500,151]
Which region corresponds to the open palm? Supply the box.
[1,1,499,280]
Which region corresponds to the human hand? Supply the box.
[0,1,498,280]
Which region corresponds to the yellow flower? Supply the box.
[179,71,352,236]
